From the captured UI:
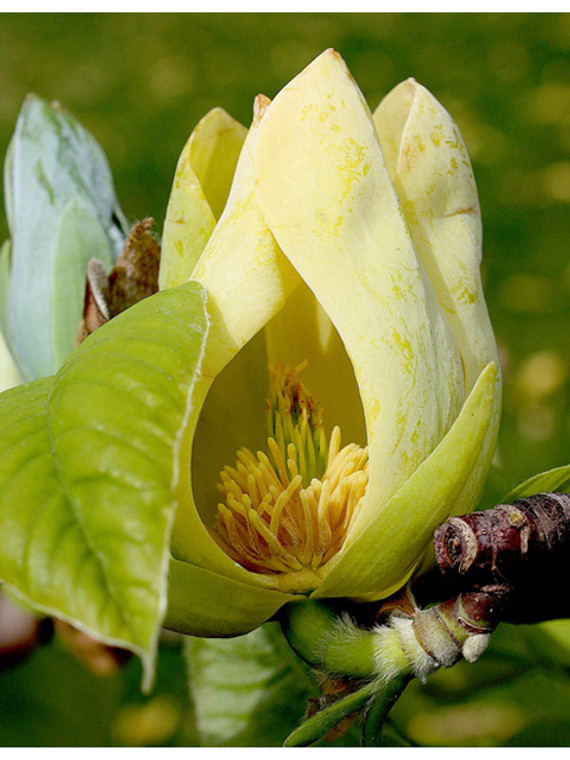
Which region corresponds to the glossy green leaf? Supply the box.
[4,95,128,380]
[284,680,377,747]
[0,281,208,686]
[502,464,570,503]
[186,622,316,746]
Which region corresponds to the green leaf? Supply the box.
[0,281,208,686]
[498,470,570,666]
[502,464,570,503]
[284,680,377,747]
[4,95,128,380]
[186,622,317,746]
[477,464,516,510]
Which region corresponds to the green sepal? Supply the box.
[4,94,128,380]
[315,362,497,601]
[164,557,294,639]
[0,281,208,688]
[280,598,377,678]
[185,622,316,746]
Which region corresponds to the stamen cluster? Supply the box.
[211,365,369,589]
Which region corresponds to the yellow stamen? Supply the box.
[210,364,369,593]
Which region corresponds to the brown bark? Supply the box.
[433,493,570,623]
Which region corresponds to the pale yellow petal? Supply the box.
[192,95,299,379]
[192,329,269,524]
[314,361,497,601]
[373,79,499,396]
[170,98,299,586]
[170,374,285,592]
[0,331,20,392]
[264,279,366,448]
[159,107,247,290]
[164,557,292,637]
[254,49,464,534]
[374,80,502,515]
[190,107,248,221]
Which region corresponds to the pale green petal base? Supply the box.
[164,558,293,638]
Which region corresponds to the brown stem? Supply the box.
[433,492,570,623]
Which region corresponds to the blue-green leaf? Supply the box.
[0,281,208,686]
[4,95,128,380]
[51,198,114,367]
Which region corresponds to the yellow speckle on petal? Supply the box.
[392,331,414,375]
[430,125,443,146]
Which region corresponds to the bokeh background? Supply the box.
[1,12,570,747]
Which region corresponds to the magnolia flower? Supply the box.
[160,49,502,638]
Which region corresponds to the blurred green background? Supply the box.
[0,12,569,747]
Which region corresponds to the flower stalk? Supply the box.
[281,491,570,745]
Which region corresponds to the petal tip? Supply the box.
[253,94,271,123]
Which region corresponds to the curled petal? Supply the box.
[373,78,499,397]
[254,49,464,537]
[160,107,247,290]
[374,79,502,516]
[171,98,299,587]
[0,331,19,392]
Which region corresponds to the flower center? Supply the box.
[210,363,369,592]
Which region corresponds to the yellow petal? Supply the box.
[264,279,366,448]
[254,49,464,533]
[0,331,20,392]
[191,330,270,523]
[159,107,247,290]
[314,361,497,601]
[373,79,499,397]
[192,95,299,378]
[164,557,292,637]
[374,80,502,515]
[170,98,298,587]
